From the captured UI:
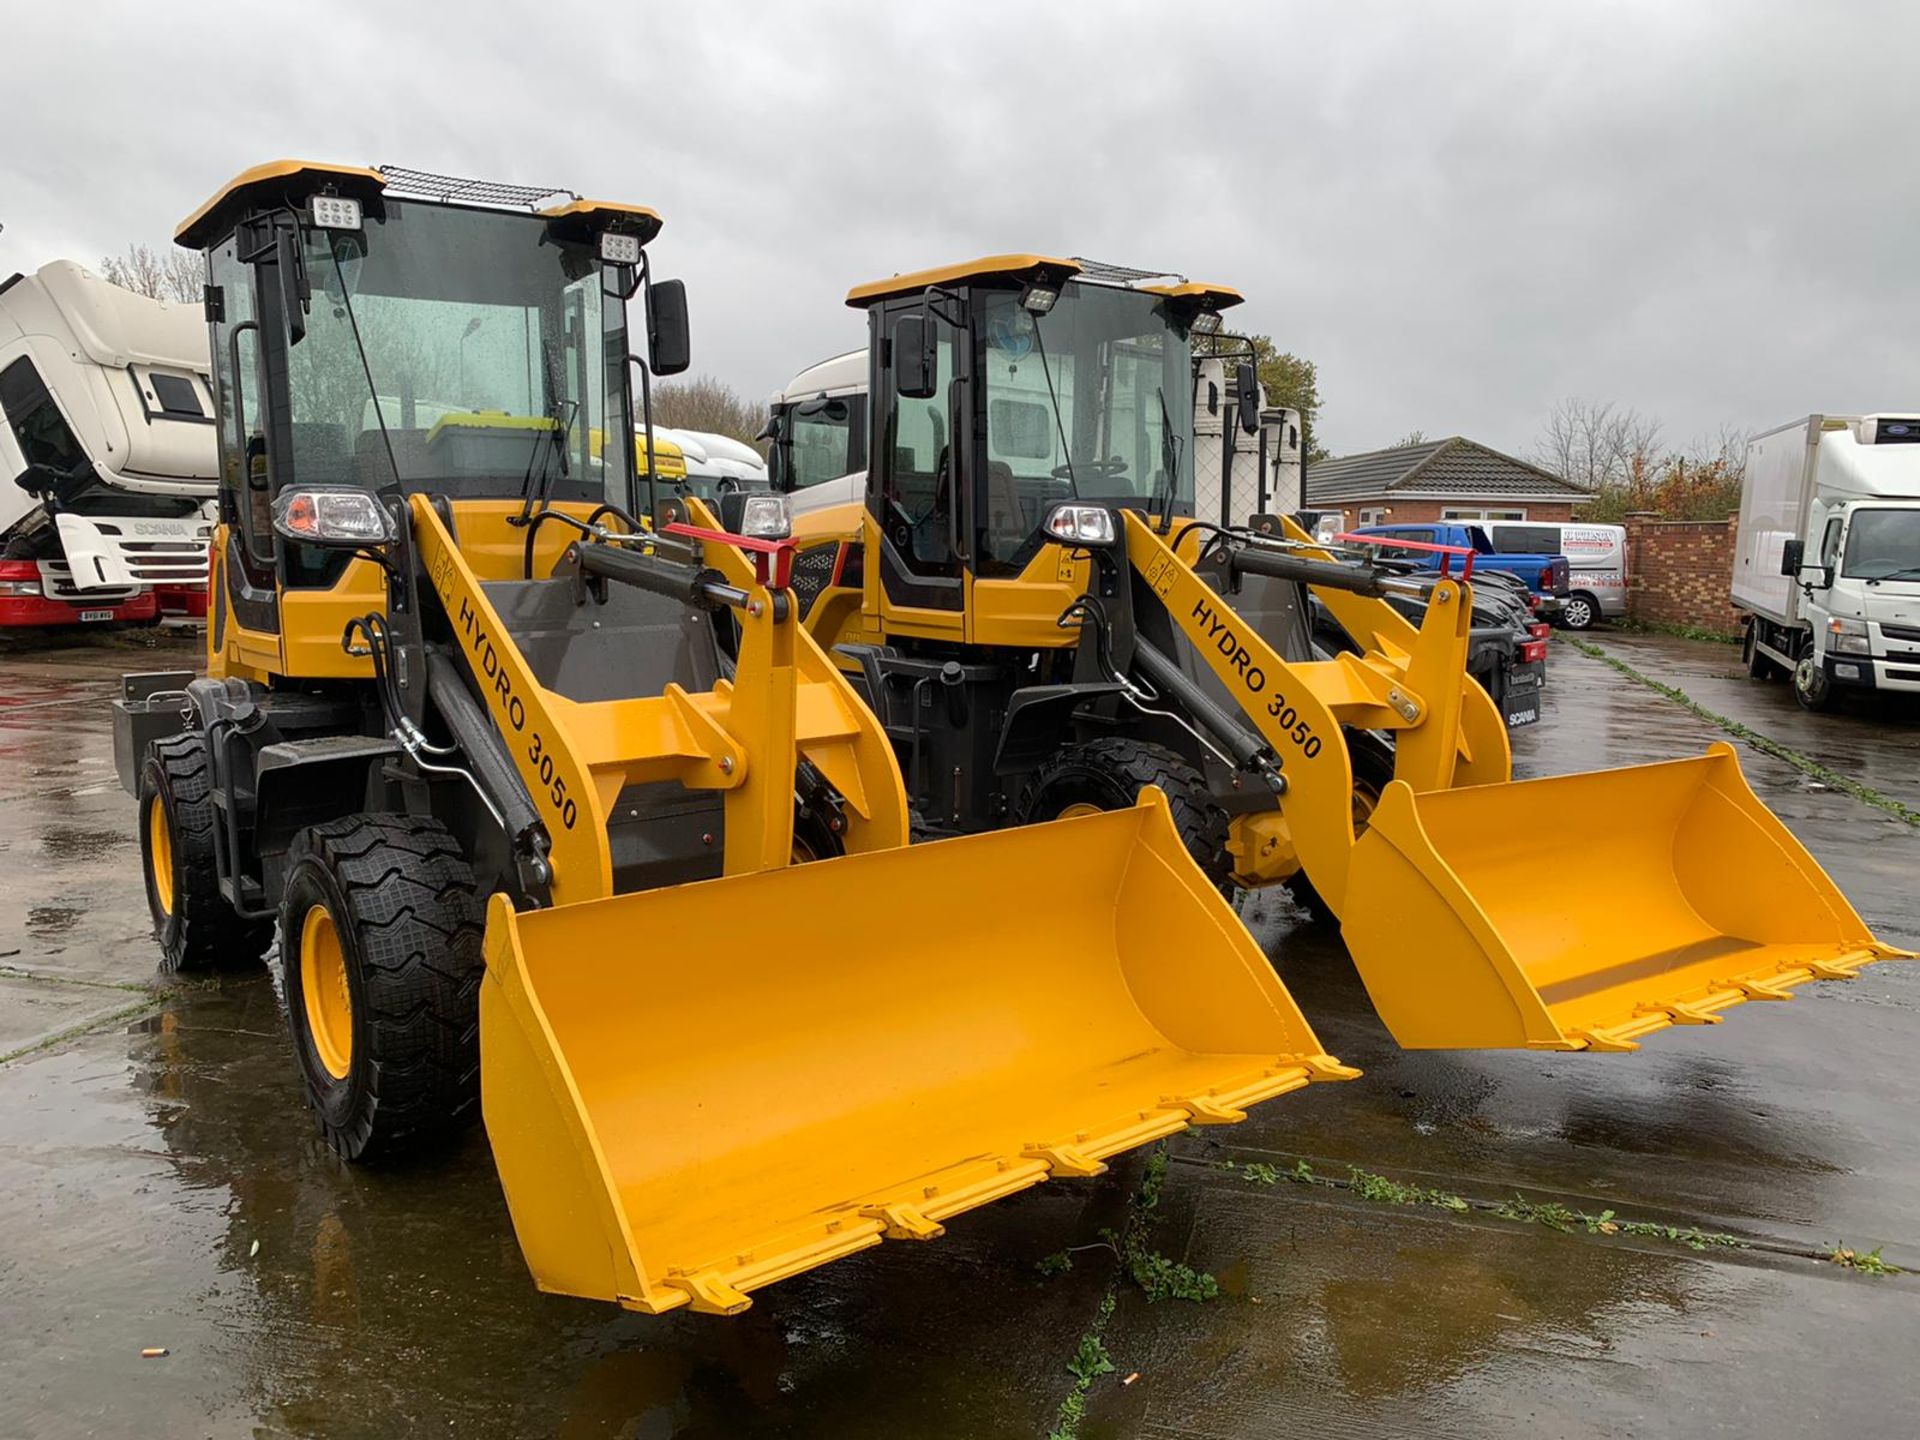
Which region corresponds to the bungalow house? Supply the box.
[1305,436,1592,528]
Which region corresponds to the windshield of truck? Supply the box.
[288,201,630,505]
[1842,508,1920,580]
[978,281,1193,564]
[772,396,861,492]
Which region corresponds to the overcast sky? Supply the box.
[3,1,1915,459]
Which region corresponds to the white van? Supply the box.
[1484,521,1626,629]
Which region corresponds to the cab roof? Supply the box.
[845,253,1243,312]
[175,159,663,251]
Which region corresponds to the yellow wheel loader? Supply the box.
[111,166,1352,1315]
[771,253,1905,1053]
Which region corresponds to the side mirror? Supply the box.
[892,313,937,400]
[1779,538,1804,577]
[647,278,691,377]
[1235,362,1261,434]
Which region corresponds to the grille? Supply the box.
[38,562,139,602]
[1879,621,1920,643]
[1069,256,1185,288]
[788,543,842,613]
[377,165,576,211]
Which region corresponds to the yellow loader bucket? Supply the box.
[1341,742,1905,1052]
[480,792,1352,1315]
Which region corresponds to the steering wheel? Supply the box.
[1052,457,1129,481]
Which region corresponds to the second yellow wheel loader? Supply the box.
[770,253,1905,1053]
[111,164,1351,1315]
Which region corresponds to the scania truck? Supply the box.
[0,261,216,625]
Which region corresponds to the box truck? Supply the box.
[1733,414,1920,710]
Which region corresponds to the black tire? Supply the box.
[1560,592,1600,631]
[1792,654,1844,714]
[1743,622,1781,681]
[1015,737,1231,891]
[279,814,486,1162]
[138,732,272,973]
[1288,739,1397,924]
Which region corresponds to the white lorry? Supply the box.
[1733,413,1920,710]
[0,261,216,624]
[1192,354,1302,525]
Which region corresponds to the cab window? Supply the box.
[878,306,960,574]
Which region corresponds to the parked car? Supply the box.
[1485,521,1626,630]
[1349,522,1570,610]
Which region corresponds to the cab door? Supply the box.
[206,231,283,674]
[867,298,967,639]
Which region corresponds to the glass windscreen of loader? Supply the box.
[288,202,629,504]
[978,283,1193,567]
[1842,508,1920,581]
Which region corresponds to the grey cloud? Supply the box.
[3,0,1914,455]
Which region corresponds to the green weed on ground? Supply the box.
[1830,1244,1902,1276]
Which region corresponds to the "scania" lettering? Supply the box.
[1190,599,1266,693]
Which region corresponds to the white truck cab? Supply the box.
[1191,354,1301,525]
[766,348,868,522]
[0,262,216,609]
[1734,414,1920,710]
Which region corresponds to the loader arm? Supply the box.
[412,495,909,898]
[1126,509,1486,915]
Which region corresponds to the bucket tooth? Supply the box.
[1174,1094,1248,1125]
[1717,977,1794,1001]
[859,1203,946,1241]
[664,1269,753,1316]
[1806,958,1864,981]
[1647,1000,1723,1026]
[1023,1142,1108,1178]
[1570,1028,1641,1054]
[1300,1054,1364,1081]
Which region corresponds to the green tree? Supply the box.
[1202,333,1327,463]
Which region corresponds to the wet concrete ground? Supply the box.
[0,627,1914,1438]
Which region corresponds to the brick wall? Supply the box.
[1316,498,1581,526]
[1624,513,1740,633]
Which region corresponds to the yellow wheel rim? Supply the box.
[1057,802,1105,819]
[300,904,353,1081]
[148,799,175,917]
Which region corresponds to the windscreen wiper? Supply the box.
[1154,384,1182,528]
[517,342,576,524]
[1030,318,1077,491]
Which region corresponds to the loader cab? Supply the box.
[847,256,1238,643]
[178,161,677,676]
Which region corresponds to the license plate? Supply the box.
[78,609,115,622]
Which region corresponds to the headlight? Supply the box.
[1044,505,1117,546]
[737,493,792,540]
[272,487,393,546]
[1827,616,1872,654]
